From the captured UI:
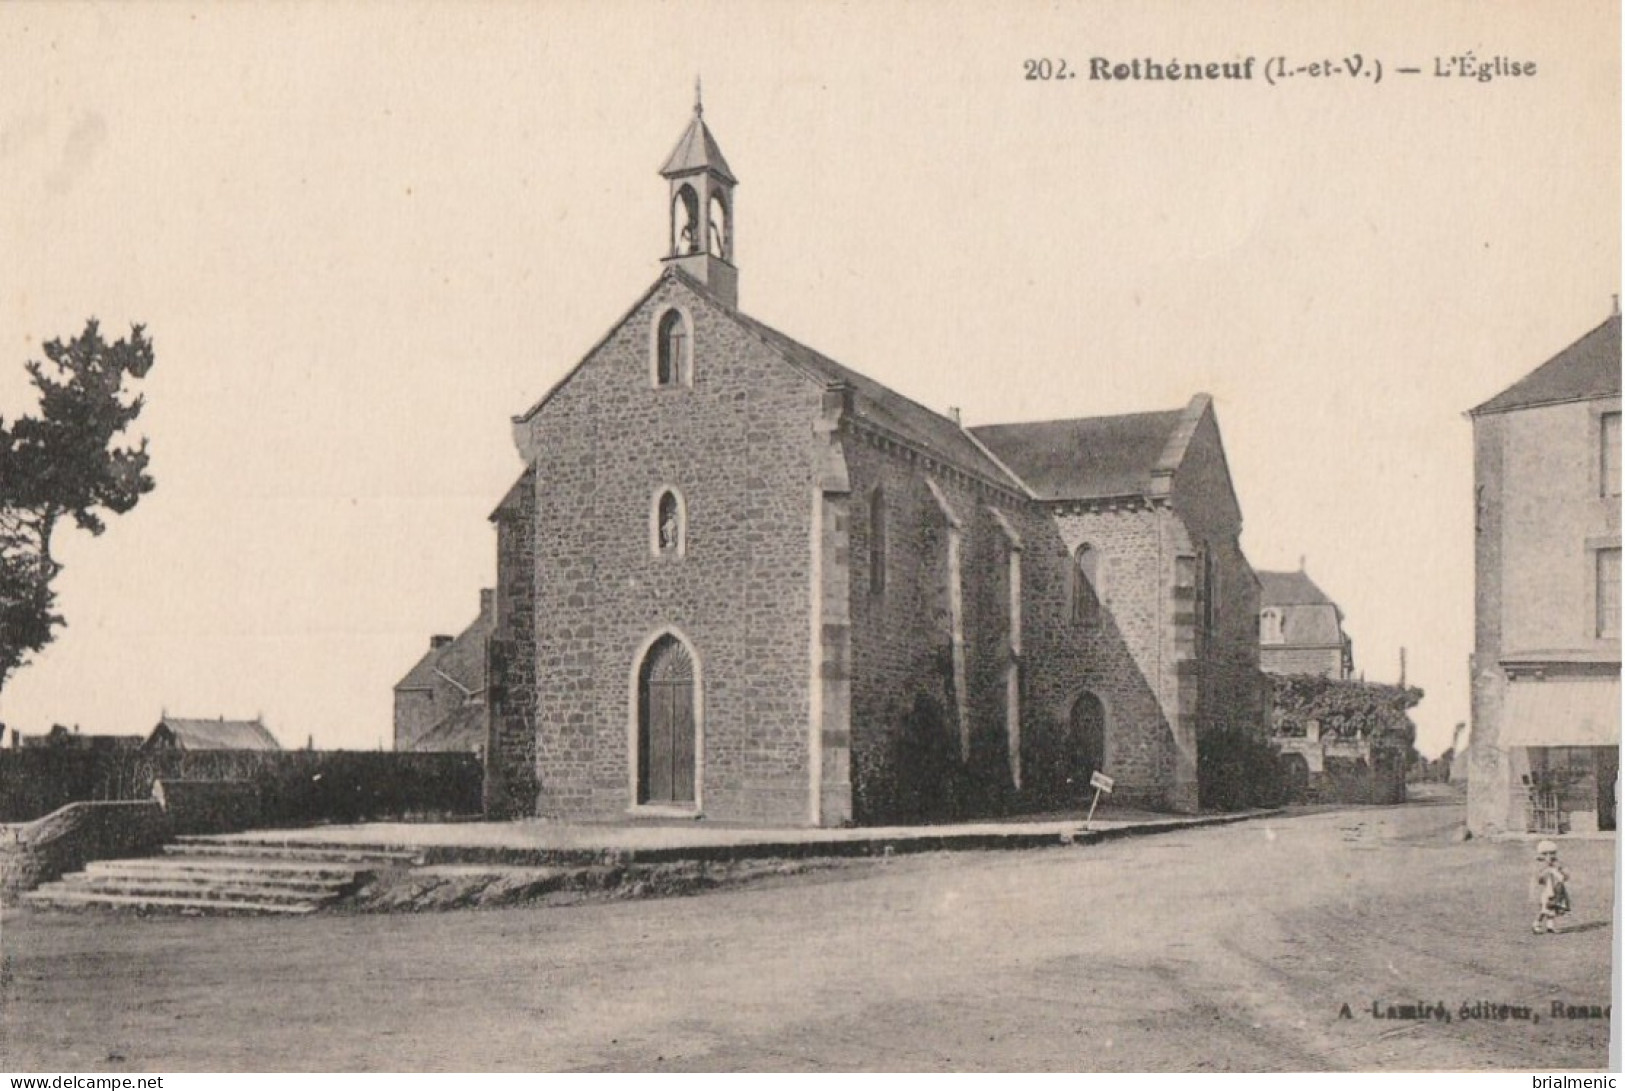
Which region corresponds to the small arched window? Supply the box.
[708,193,729,260]
[1260,608,1284,645]
[654,308,691,388]
[868,488,886,595]
[672,185,700,256]
[1070,544,1101,627]
[652,488,685,558]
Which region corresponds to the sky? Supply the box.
[0,1,1617,758]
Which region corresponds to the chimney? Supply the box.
[1612,294,1619,318]
[431,634,453,650]
[948,406,962,425]
[480,588,495,617]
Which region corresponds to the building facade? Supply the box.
[393,589,493,753]
[1256,567,1354,679]
[482,104,1266,826]
[1468,313,1621,836]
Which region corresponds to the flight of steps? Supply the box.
[21,836,424,915]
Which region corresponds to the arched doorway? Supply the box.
[638,635,696,805]
[1068,691,1106,792]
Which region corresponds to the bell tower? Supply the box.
[660,82,738,308]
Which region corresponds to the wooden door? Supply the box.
[1069,691,1106,792]
[639,636,695,805]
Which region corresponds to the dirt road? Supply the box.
[1,799,1614,1071]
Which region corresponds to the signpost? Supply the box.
[1084,770,1114,830]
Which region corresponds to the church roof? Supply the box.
[660,110,737,184]
[970,409,1187,501]
[1257,569,1337,608]
[728,306,1024,492]
[1471,314,1621,416]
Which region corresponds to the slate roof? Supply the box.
[396,593,494,694]
[970,410,1186,501]
[1471,314,1622,416]
[1257,570,1336,607]
[407,702,487,753]
[659,111,737,184]
[1259,570,1347,646]
[729,307,1025,492]
[514,268,1211,503]
[151,718,281,751]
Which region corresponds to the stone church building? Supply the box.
[481,104,1265,826]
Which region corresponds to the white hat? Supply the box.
[1536,839,1558,854]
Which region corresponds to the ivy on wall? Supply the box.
[1269,675,1422,746]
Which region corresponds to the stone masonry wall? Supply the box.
[844,436,986,821]
[0,801,168,903]
[487,469,537,819]
[1048,506,1178,808]
[1170,406,1266,810]
[842,430,1119,820]
[509,276,823,824]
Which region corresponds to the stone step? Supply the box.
[88,856,361,881]
[21,887,320,915]
[55,875,345,905]
[166,839,422,866]
[61,870,351,897]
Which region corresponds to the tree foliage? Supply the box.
[0,319,154,691]
[1268,674,1422,747]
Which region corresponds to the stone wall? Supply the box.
[842,432,1050,821]
[506,276,823,824]
[1274,736,1407,805]
[488,281,1270,825]
[0,801,168,902]
[1047,505,1176,808]
[487,469,538,819]
[1171,406,1267,810]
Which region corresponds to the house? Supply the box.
[1256,567,1355,679]
[481,100,1266,826]
[17,724,144,750]
[1468,310,1621,836]
[394,589,494,753]
[144,716,281,752]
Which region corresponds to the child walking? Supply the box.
[1533,839,1571,934]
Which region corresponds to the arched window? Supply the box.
[672,185,700,255]
[1070,544,1101,627]
[652,488,685,557]
[654,308,690,388]
[1199,546,1217,639]
[1260,608,1284,644]
[868,488,886,595]
[708,193,729,260]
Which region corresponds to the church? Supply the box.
[479,101,1266,826]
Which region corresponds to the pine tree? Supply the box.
[0,319,154,691]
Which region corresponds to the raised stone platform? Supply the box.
[173,808,1278,868]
